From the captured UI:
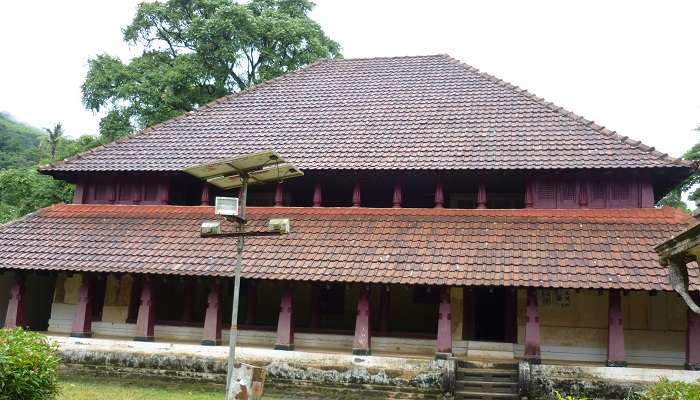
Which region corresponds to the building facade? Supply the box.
[0,55,697,367]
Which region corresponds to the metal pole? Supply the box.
[225,175,247,400]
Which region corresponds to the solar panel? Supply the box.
[183,150,283,180]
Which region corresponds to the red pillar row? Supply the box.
[70,274,93,338]
[134,278,155,342]
[607,290,626,367]
[524,288,541,363]
[352,285,371,355]
[275,286,294,350]
[202,281,222,346]
[4,274,25,329]
[687,292,700,370]
[436,286,453,359]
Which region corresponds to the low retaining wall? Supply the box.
[53,336,446,398]
[528,364,700,399]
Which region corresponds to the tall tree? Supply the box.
[82,0,340,141]
[658,126,700,211]
[43,123,64,159]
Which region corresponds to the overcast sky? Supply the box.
[1,0,698,158]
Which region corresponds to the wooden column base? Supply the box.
[201,339,221,346]
[134,336,155,342]
[274,344,294,351]
[435,352,452,360]
[606,361,627,367]
[70,332,93,338]
[686,363,700,371]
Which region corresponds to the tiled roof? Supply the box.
[0,204,694,290]
[41,55,689,173]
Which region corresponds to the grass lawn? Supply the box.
[59,377,224,400]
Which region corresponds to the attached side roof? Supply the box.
[42,54,690,173]
[0,204,694,290]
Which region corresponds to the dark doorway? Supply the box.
[473,287,507,342]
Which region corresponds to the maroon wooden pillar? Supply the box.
[274,286,294,350]
[578,181,589,208]
[392,182,402,208]
[477,179,487,209]
[274,183,284,207]
[134,277,155,342]
[200,183,210,205]
[434,182,445,208]
[524,182,533,208]
[607,290,626,366]
[245,280,257,326]
[436,286,453,359]
[524,288,541,363]
[352,182,361,207]
[73,183,86,204]
[312,182,322,207]
[353,285,371,355]
[310,284,321,330]
[379,285,390,334]
[70,274,93,338]
[4,274,25,329]
[686,292,700,370]
[202,281,222,346]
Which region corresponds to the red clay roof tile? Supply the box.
[40,55,690,173]
[0,204,695,290]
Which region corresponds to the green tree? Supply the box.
[43,122,64,159]
[658,127,700,212]
[0,168,73,224]
[82,0,340,140]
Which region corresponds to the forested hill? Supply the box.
[0,112,44,169]
[0,112,101,224]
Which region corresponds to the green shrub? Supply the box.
[554,391,588,400]
[0,328,60,400]
[637,378,700,400]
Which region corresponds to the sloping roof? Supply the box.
[0,204,694,290]
[42,55,689,173]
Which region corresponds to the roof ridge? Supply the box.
[39,57,335,172]
[324,54,448,62]
[443,55,692,169]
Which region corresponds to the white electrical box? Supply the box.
[201,220,222,235]
[268,218,291,234]
[215,197,239,216]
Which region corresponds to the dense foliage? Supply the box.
[638,378,700,400]
[82,0,341,140]
[0,112,44,169]
[0,113,101,224]
[658,127,700,212]
[0,328,60,400]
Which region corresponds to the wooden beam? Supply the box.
[274,285,294,350]
[607,290,627,367]
[352,182,361,207]
[687,292,700,370]
[392,182,402,208]
[274,183,284,207]
[477,179,487,209]
[70,274,93,338]
[434,182,444,208]
[202,280,222,346]
[200,183,210,206]
[134,277,155,342]
[524,288,541,363]
[436,286,453,359]
[4,273,25,329]
[352,285,371,355]
[312,182,322,207]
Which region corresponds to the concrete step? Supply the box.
[456,380,517,393]
[454,390,519,400]
[456,368,518,381]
